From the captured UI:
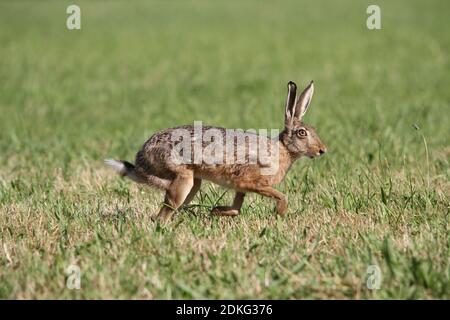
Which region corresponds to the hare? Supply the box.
[105,81,326,221]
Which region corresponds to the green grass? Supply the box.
[0,0,449,299]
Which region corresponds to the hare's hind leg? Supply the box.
[155,172,194,222]
[212,192,245,217]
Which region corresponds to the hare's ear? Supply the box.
[284,81,297,130]
[294,81,314,120]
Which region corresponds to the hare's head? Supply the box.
[280,81,327,159]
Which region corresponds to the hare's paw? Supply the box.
[275,196,288,216]
[211,206,239,217]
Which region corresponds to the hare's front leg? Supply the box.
[155,172,194,222]
[212,192,246,217]
[252,186,288,216]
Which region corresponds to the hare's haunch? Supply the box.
[106,81,327,221]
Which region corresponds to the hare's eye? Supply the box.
[297,129,307,137]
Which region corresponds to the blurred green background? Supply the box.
[0,0,449,299]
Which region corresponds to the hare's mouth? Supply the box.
[308,153,321,159]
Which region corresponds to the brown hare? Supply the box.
[106,81,326,221]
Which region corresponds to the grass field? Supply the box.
[0,0,449,299]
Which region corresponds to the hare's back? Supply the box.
[135,125,278,179]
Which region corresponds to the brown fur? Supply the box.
[107,81,327,221]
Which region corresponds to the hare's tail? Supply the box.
[104,159,145,183]
[104,159,170,190]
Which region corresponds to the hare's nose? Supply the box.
[319,148,326,155]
